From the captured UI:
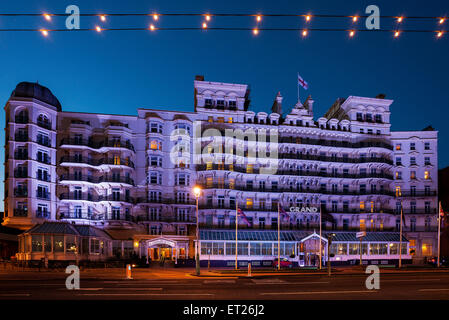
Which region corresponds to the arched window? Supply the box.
[37,114,51,129]
[15,109,29,123]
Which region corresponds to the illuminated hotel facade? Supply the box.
[4,77,439,266]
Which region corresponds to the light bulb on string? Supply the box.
[302,29,308,37]
[100,15,106,22]
[95,26,102,32]
[256,15,262,22]
[439,18,445,24]
[149,24,156,31]
[305,15,311,22]
[253,28,259,35]
[394,30,400,38]
[437,31,444,38]
[352,16,358,22]
[202,22,207,29]
[397,16,404,23]
[205,14,211,21]
[153,14,159,21]
[41,29,49,37]
[43,13,51,21]
[349,30,355,37]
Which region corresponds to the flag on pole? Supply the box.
[279,205,291,221]
[237,208,252,227]
[439,201,445,217]
[298,73,309,90]
[439,201,446,227]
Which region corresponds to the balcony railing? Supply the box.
[14,116,29,124]
[135,215,196,223]
[59,211,133,221]
[279,137,394,150]
[36,211,50,218]
[36,192,50,200]
[196,164,393,180]
[14,152,28,160]
[197,182,396,197]
[36,157,52,165]
[59,138,135,152]
[399,190,437,197]
[59,193,134,203]
[59,156,135,169]
[14,188,28,197]
[14,133,29,142]
[13,209,28,217]
[36,120,52,130]
[14,169,28,178]
[36,138,52,147]
[59,175,135,185]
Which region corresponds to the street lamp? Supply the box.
[193,186,202,276]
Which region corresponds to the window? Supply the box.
[424,142,430,150]
[150,140,161,150]
[424,157,431,166]
[396,144,401,151]
[258,217,265,229]
[410,157,416,166]
[395,186,402,197]
[395,171,402,180]
[410,143,416,151]
[66,236,77,253]
[150,156,162,167]
[410,171,416,179]
[356,113,363,121]
[343,219,349,230]
[375,114,382,123]
[246,164,253,174]
[228,100,236,109]
[246,198,253,209]
[149,122,162,134]
[396,157,402,166]
[360,219,366,231]
[32,235,43,252]
[424,171,430,180]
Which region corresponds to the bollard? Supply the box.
[125,264,133,280]
[247,262,252,277]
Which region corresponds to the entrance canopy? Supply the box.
[146,237,176,248]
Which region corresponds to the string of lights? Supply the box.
[0,12,445,38]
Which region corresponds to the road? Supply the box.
[0,267,448,300]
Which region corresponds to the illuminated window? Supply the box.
[228,117,233,123]
[360,219,366,231]
[424,171,430,180]
[370,201,374,213]
[395,186,402,197]
[113,155,120,165]
[246,198,253,209]
[206,162,213,170]
[206,176,213,188]
[246,164,253,174]
[217,117,224,123]
[396,144,401,150]
[207,146,213,154]
[150,140,159,150]
[229,178,235,189]
[380,220,384,231]
[410,171,416,179]
[360,201,365,211]
[208,116,213,123]
[422,243,432,256]
[395,171,402,179]
[218,177,224,188]
[370,219,374,231]
[229,164,234,171]
[218,163,224,170]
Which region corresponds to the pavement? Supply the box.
[0,266,449,299]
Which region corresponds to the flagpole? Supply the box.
[297,73,300,103]
[399,200,403,269]
[319,204,322,270]
[277,203,280,271]
[438,201,442,268]
[235,202,238,270]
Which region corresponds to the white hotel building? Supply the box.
[3,77,439,266]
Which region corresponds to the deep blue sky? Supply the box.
[1,0,449,211]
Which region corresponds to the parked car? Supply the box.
[272,258,293,268]
[427,256,449,267]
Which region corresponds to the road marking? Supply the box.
[204,280,236,284]
[251,279,286,284]
[418,288,449,292]
[383,279,441,282]
[78,293,214,296]
[0,293,31,297]
[249,281,330,285]
[260,290,378,296]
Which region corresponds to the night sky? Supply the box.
[1,0,448,212]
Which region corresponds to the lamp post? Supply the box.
[193,186,202,276]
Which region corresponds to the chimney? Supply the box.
[271,92,283,115]
[195,75,205,81]
[376,93,386,99]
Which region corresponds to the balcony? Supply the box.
[13,209,28,217]
[36,138,52,147]
[59,156,135,169]
[133,197,196,205]
[36,192,50,200]
[14,151,28,160]
[14,133,29,142]
[37,174,51,182]
[59,138,135,152]
[36,157,52,165]
[14,116,29,124]
[14,188,28,197]
[59,211,133,221]
[135,215,196,223]
[36,211,50,219]
[14,169,28,178]
[399,190,437,197]
[278,137,394,150]
[59,175,135,185]
[59,193,134,203]
[197,182,396,197]
[36,120,52,130]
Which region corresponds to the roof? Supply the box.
[22,222,110,239]
[11,82,61,111]
[199,230,408,242]
[328,232,408,242]
[73,225,111,239]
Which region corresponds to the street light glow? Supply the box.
[193,186,202,198]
